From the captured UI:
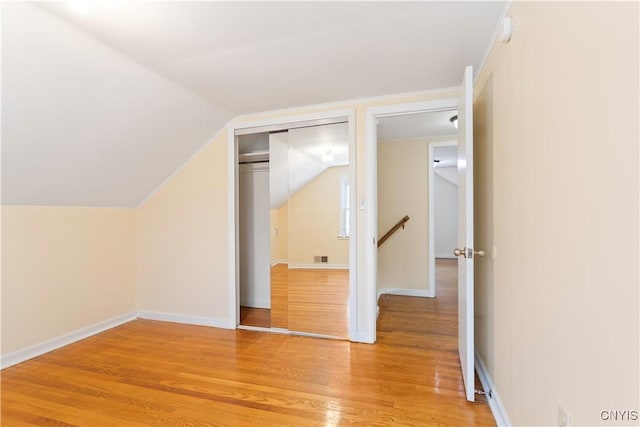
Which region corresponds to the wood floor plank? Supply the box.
[270,263,289,329]
[239,306,271,328]
[243,266,349,337]
[1,260,495,426]
[287,268,349,337]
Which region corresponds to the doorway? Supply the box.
[430,141,459,268]
[364,98,458,343]
[228,110,357,339]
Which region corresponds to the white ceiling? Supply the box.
[2,1,506,207]
[377,110,459,140]
[434,146,458,169]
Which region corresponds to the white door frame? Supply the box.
[428,140,458,299]
[364,98,458,343]
[227,108,357,340]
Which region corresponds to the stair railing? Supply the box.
[378,215,410,248]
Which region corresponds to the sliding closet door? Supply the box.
[269,132,289,328]
[286,123,350,337]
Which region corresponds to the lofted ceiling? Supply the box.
[1,1,506,207]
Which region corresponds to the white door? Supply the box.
[455,65,476,402]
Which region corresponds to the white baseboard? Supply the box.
[1,311,137,370]
[288,263,348,270]
[137,311,231,329]
[436,254,457,259]
[378,288,434,298]
[2,310,233,370]
[376,288,434,320]
[270,259,288,267]
[475,352,511,426]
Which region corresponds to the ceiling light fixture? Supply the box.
[321,150,334,163]
[450,115,458,129]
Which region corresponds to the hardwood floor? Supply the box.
[1,260,495,426]
[242,265,349,338]
[287,268,349,337]
[239,306,271,328]
[269,263,288,329]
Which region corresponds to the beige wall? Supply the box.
[377,139,429,293]
[137,131,229,322]
[288,165,349,267]
[134,89,457,339]
[1,206,136,354]
[270,204,290,265]
[474,2,639,425]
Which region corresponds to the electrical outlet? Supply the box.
[558,403,571,427]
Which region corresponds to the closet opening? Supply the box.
[229,112,356,340]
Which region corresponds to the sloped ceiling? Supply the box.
[1,1,506,207]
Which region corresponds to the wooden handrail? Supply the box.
[378,215,410,247]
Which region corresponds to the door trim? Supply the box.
[227,109,357,340]
[364,98,458,343]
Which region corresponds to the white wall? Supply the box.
[434,167,457,185]
[238,164,271,308]
[2,3,227,207]
[474,2,639,425]
[433,172,457,258]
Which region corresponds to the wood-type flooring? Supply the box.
[1,259,495,426]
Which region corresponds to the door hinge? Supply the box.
[475,389,493,398]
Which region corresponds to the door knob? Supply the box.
[454,248,486,258]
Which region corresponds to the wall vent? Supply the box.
[314,256,328,263]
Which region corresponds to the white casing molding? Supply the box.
[475,352,512,426]
[227,108,358,342]
[1,311,137,369]
[366,97,459,344]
